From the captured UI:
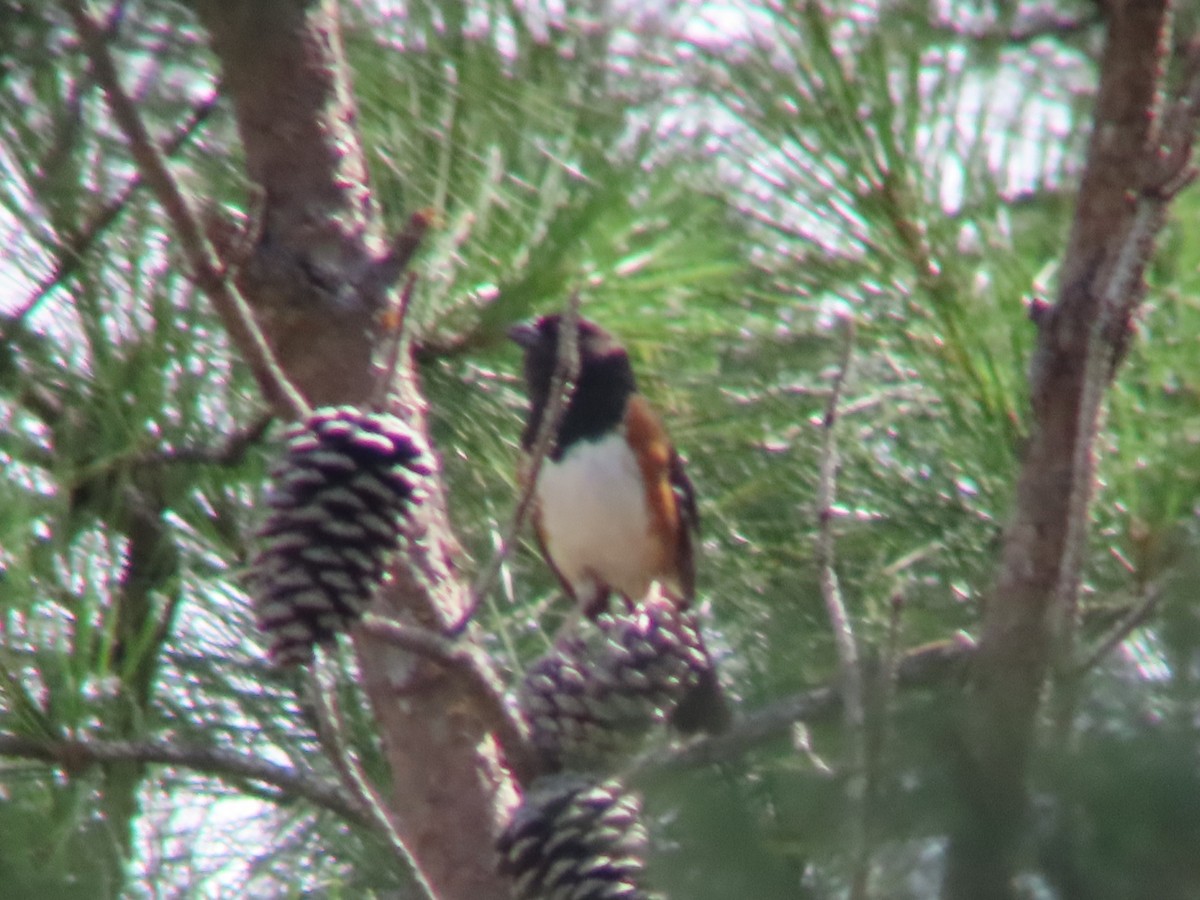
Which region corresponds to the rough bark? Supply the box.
[196,0,383,408]
[943,3,1189,897]
[191,2,517,896]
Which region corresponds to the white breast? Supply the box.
[536,432,657,602]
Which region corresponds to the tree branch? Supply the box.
[929,12,1100,48]
[357,615,540,784]
[813,316,871,899]
[308,666,436,899]
[815,317,865,736]
[946,5,1196,897]
[1074,582,1163,676]
[1049,9,1197,684]
[133,412,275,467]
[0,733,368,826]
[9,94,218,330]
[461,290,583,630]
[180,2,520,894]
[359,208,435,302]
[372,271,420,409]
[643,635,975,773]
[65,0,310,420]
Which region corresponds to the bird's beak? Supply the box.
[507,321,539,349]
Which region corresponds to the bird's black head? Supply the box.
[508,314,637,454]
[507,314,623,377]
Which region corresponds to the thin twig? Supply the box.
[457,290,583,631]
[357,613,477,668]
[638,634,976,775]
[816,317,865,734]
[814,315,871,900]
[357,614,540,784]
[308,665,437,900]
[0,732,368,825]
[858,587,905,877]
[211,184,268,278]
[369,209,435,408]
[66,1,310,420]
[878,590,905,725]
[928,11,1099,47]
[1074,583,1163,676]
[362,208,435,298]
[9,95,218,331]
[135,412,274,466]
[372,271,419,409]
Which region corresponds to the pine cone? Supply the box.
[518,593,727,772]
[497,775,651,900]
[249,406,433,666]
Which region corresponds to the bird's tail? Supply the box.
[670,638,733,735]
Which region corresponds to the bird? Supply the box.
[509,314,730,733]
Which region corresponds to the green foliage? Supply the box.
[0,776,124,900]
[1,0,1199,897]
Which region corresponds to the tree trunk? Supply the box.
[943,3,1179,897]
[192,2,517,895]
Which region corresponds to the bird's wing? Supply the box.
[668,446,699,604]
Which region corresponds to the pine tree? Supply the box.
[1,2,1198,898]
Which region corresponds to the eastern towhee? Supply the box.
[509,314,730,733]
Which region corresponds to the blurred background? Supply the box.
[1,1,1199,896]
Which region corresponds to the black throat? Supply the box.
[522,350,636,460]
